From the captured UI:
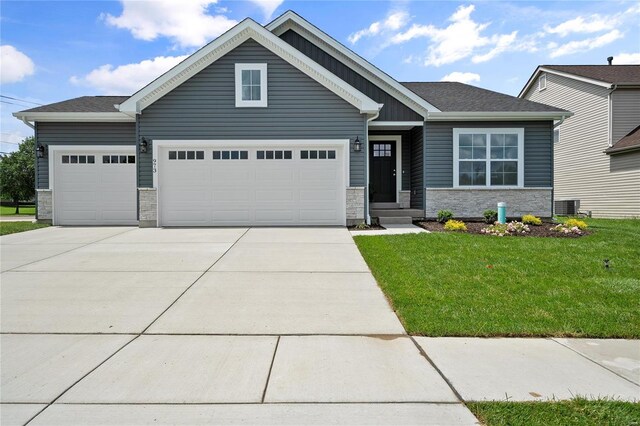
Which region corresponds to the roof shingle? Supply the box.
[605,125,640,154]
[542,65,640,85]
[20,96,129,113]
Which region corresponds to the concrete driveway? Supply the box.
[1,226,475,425]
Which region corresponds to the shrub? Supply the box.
[551,224,583,235]
[437,210,454,223]
[481,221,530,236]
[522,214,542,226]
[483,209,498,224]
[444,219,467,232]
[565,218,588,230]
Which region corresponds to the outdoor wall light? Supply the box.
[36,144,46,158]
[140,138,149,154]
[352,136,362,152]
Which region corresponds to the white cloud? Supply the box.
[0,45,35,84]
[103,0,237,48]
[613,52,640,64]
[348,11,410,44]
[70,55,188,94]
[389,5,521,67]
[549,29,623,58]
[248,0,284,20]
[544,4,640,37]
[441,72,480,84]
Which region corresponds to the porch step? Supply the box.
[371,208,424,218]
[370,202,400,209]
[378,216,413,225]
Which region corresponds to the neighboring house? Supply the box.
[14,11,569,227]
[520,64,640,218]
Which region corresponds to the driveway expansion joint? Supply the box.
[409,336,465,403]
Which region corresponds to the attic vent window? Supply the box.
[538,74,547,91]
[235,63,268,107]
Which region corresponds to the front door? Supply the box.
[369,141,396,202]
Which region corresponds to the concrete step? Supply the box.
[370,202,400,209]
[371,208,424,218]
[378,216,413,225]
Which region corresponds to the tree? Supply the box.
[0,136,36,214]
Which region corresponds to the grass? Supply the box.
[354,218,640,338]
[468,399,640,426]
[0,205,36,216]
[0,221,49,236]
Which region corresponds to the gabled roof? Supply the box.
[519,65,640,97]
[266,10,441,115]
[118,18,381,115]
[605,125,640,155]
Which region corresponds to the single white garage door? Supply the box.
[157,143,346,226]
[52,148,137,225]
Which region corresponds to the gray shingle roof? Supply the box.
[401,82,566,113]
[605,124,640,154]
[20,96,129,113]
[543,65,640,85]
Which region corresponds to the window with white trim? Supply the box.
[235,63,267,107]
[454,128,524,188]
[538,74,546,91]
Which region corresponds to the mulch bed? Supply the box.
[347,224,386,231]
[416,220,589,238]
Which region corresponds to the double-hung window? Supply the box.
[235,63,267,107]
[453,128,524,188]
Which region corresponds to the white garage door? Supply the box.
[157,143,346,226]
[52,148,137,225]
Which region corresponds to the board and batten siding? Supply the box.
[35,122,136,189]
[524,72,639,217]
[611,89,640,143]
[279,29,423,122]
[424,121,553,188]
[138,40,366,188]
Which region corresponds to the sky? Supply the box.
[1,0,639,153]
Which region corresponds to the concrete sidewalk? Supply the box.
[1,226,638,425]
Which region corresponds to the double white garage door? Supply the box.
[157,143,347,226]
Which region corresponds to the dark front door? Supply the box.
[369,141,396,202]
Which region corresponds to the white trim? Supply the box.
[519,66,613,98]
[151,139,350,227]
[369,135,402,203]
[12,112,135,122]
[453,128,525,189]
[369,121,423,127]
[266,11,440,116]
[118,19,380,115]
[235,63,268,107]
[538,74,547,91]
[47,145,136,226]
[427,111,572,121]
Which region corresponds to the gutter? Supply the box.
[19,117,35,130]
[603,145,640,155]
[425,111,573,121]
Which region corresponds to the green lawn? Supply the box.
[0,205,36,216]
[0,221,49,236]
[354,218,640,338]
[468,399,640,426]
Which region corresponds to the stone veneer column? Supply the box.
[346,186,365,226]
[36,189,52,223]
[399,191,411,209]
[138,188,157,228]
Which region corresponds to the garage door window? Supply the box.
[168,150,204,160]
[62,155,95,164]
[103,155,135,164]
[213,150,249,160]
[301,150,336,160]
[257,150,292,160]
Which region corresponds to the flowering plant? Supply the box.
[481,221,530,236]
[565,218,588,230]
[444,219,467,232]
[551,224,583,235]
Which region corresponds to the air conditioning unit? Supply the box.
[555,200,580,215]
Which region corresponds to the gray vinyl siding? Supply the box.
[424,121,554,188]
[280,29,422,122]
[138,40,365,188]
[368,130,412,190]
[410,125,424,209]
[611,89,640,143]
[523,72,639,217]
[35,122,135,189]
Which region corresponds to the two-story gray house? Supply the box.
[14,11,569,227]
[520,64,640,218]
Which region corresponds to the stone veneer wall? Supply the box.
[36,189,52,222]
[346,186,365,226]
[425,188,552,218]
[138,188,157,228]
[399,191,411,209]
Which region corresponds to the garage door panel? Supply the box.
[255,210,296,222]
[255,190,295,202]
[300,209,339,221]
[213,210,251,222]
[300,190,338,202]
[212,190,252,202]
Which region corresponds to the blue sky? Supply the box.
[1,0,639,153]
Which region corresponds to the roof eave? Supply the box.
[604,145,640,155]
[519,66,614,97]
[425,111,573,121]
[13,111,136,122]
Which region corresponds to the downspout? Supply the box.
[607,84,617,147]
[21,117,35,130]
[365,110,381,225]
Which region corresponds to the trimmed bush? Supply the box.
[444,219,467,232]
[483,209,498,224]
[522,214,542,226]
[437,210,454,223]
[566,218,588,230]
